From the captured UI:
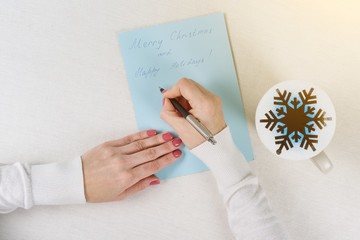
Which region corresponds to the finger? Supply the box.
[161,98,181,116]
[170,96,192,112]
[106,129,158,147]
[163,78,206,103]
[118,132,175,155]
[127,138,183,168]
[132,150,182,180]
[116,175,160,201]
[160,98,189,129]
[161,98,191,120]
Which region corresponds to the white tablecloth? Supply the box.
[1,1,359,239]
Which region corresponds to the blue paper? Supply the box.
[118,13,253,180]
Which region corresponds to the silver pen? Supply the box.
[160,87,217,145]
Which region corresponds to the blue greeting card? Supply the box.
[119,13,253,179]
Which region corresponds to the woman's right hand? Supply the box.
[160,78,226,149]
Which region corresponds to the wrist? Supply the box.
[191,126,251,193]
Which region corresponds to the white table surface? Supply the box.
[1,1,360,239]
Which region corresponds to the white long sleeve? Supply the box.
[0,157,86,214]
[1,130,288,239]
[192,127,289,240]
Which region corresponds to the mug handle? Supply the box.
[311,151,333,173]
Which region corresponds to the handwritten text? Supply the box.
[135,67,160,79]
[170,28,212,41]
[129,38,163,50]
[170,57,205,69]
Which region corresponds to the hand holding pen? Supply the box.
[160,78,227,149]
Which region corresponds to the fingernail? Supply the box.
[172,149,182,158]
[172,138,182,147]
[162,98,165,106]
[150,179,160,186]
[162,132,173,141]
[147,130,157,136]
[161,89,167,93]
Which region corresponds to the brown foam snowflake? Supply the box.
[260,88,332,155]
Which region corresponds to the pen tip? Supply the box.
[159,87,165,93]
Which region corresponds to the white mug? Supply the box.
[255,81,336,173]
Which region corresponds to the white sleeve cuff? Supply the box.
[0,163,33,213]
[191,126,251,194]
[31,157,86,205]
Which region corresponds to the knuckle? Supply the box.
[134,131,144,140]
[123,132,142,145]
[163,142,174,152]
[145,148,157,160]
[163,153,176,164]
[179,77,187,83]
[123,136,134,145]
[179,77,190,86]
[146,160,162,172]
[133,140,146,152]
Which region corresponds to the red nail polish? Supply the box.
[162,89,167,93]
[162,132,173,141]
[172,149,182,158]
[150,180,160,186]
[172,138,182,147]
[147,130,157,136]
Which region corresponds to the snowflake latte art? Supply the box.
[255,81,336,161]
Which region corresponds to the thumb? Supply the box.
[162,97,176,113]
[160,98,184,124]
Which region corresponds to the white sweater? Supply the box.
[0,127,288,239]
[192,127,288,239]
